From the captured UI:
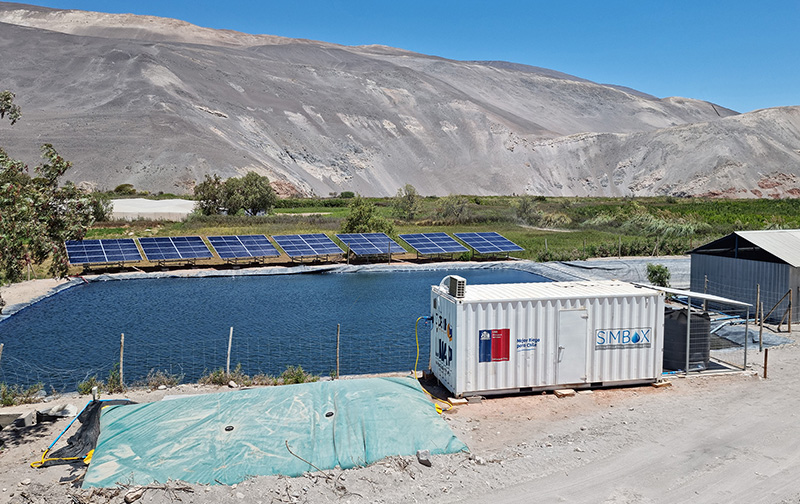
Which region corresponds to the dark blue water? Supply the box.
[0,268,548,391]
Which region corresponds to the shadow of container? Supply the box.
[663,307,711,371]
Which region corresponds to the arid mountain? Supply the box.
[1,2,798,197]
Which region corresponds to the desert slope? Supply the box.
[1,2,797,197]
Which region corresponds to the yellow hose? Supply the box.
[414,316,453,413]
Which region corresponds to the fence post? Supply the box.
[764,348,769,379]
[0,342,4,368]
[759,302,764,352]
[703,276,708,312]
[790,289,793,332]
[336,323,341,379]
[227,327,233,378]
[119,333,125,389]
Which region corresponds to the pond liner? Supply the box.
[82,377,467,487]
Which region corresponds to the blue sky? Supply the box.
[16,0,800,113]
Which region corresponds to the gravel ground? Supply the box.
[5,257,796,504]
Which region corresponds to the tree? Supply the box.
[0,91,99,282]
[646,263,671,288]
[341,195,394,234]
[0,145,96,281]
[193,173,224,215]
[0,90,21,125]
[391,184,421,221]
[437,194,470,224]
[194,172,276,216]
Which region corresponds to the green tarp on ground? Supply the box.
[83,377,467,487]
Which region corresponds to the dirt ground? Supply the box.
[2,278,800,503]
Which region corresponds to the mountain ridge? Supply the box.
[1,2,798,198]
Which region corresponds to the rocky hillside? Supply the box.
[1,2,798,197]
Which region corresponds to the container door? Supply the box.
[557,309,588,384]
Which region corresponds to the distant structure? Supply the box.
[690,230,800,323]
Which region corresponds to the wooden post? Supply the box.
[119,333,125,389]
[336,323,341,379]
[759,302,764,352]
[788,289,792,333]
[227,326,233,378]
[0,342,4,368]
[618,236,621,258]
[763,348,769,379]
[545,238,548,253]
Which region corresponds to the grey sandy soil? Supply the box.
[2,259,796,503]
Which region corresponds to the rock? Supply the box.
[466,395,483,404]
[554,389,576,398]
[448,397,469,406]
[41,403,78,418]
[124,487,145,503]
[158,385,167,390]
[416,449,432,467]
[228,381,239,388]
[20,479,31,486]
[236,492,245,499]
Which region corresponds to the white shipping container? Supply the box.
[430,277,665,397]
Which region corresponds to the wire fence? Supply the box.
[0,322,433,393]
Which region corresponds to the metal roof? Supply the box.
[435,279,663,303]
[735,230,800,267]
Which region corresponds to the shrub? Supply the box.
[136,369,184,390]
[106,364,124,394]
[1,382,44,406]
[280,365,319,385]
[77,375,103,396]
[646,263,671,288]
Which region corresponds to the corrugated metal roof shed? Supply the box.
[735,230,800,267]
[691,229,800,267]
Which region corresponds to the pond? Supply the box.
[0,267,549,391]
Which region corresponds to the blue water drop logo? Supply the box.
[632,332,640,344]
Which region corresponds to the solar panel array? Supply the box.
[454,232,524,254]
[399,233,469,255]
[272,234,343,258]
[139,236,213,261]
[208,235,280,259]
[65,239,142,265]
[336,233,404,256]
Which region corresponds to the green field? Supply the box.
[82,195,800,265]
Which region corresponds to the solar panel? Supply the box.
[336,233,404,256]
[207,235,280,259]
[399,233,469,255]
[65,239,142,265]
[139,236,213,262]
[454,232,524,254]
[272,234,343,258]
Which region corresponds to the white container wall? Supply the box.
[430,279,665,397]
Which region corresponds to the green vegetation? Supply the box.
[77,375,103,396]
[647,263,671,287]
[194,171,277,216]
[341,195,394,234]
[1,382,43,406]
[135,369,184,390]
[198,364,318,387]
[0,90,107,284]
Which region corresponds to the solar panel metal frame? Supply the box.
[336,233,404,256]
[272,233,343,259]
[454,232,524,254]
[138,236,213,262]
[207,235,280,260]
[399,232,468,256]
[65,239,142,265]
